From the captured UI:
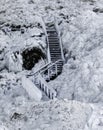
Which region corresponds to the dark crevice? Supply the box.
[93,8,103,13]
[22,47,46,70]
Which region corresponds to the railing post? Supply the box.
[48,69,50,80]
[39,80,41,89]
[55,64,58,76]
[52,93,54,99]
[48,89,50,99]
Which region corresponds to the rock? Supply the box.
[22,76,42,101]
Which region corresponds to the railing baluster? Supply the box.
[39,81,41,89]
[55,63,58,76]
[28,59,64,100]
[48,69,50,80]
[48,89,50,98]
[52,93,54,99]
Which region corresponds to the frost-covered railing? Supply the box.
[40,59,63,80]
[27,59,63,99]
[27,62,51,77]
[54,18,65,62]
[41,17,51,63]
[27,17,64,99]
[28,59,63,79]
[34,74,56,99]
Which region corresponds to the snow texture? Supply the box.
[0,0,103,129]
[22,76,42,101]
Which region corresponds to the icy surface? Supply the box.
[0,0,103,129]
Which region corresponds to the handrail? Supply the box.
[28,59,63,77]
[42,17,51,63]
[26,19,64,99]
[54,17,65,62]
[40,59,63,75]
[37,74,57,99]
[27,62,51,76]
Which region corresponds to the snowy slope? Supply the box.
[0,0,103,130]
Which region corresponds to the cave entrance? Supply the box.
[22,47,46,70]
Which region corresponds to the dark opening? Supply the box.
[22,47,46,70]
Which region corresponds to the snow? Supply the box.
[0,100,92,130]
[85,104,103,130]
[0,0,103,129]
[5,51,23,72]
[22,76,42,101]
[0,125,8,130]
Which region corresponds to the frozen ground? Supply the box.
[0,0,103,129]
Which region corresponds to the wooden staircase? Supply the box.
[27,22,64,100]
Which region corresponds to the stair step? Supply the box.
[50,49,61,51]
[49,44,60,46]
[50,46,60,48]
[50,49,60,51]
[51,58,62,60]
[48,35,58,36]
[49,48,60,50]
[48,39,59,41]
[48,38,59,40]
[49,46,60,48]
[50,51,61,53]
[48,37,58,39]
[47,30,56,33]
[49,44,59,46]
[49,42,59,44]
[46,27,55,29]
[48,39,59,43]
[49,43,59,44]
[49,41,59,42]
[48,33,58,37]
[51,54,61,56]
[50,54,61,56]
[48,36,58,38]
[49,41,59,43]
[49,46,59,48]
[48,39,59,40]
[49,43,59,45]
[50,52,61,54]
[48,32,57,34]
[46,28,56,30]
[51,55,62,57]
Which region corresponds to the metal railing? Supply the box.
[28,59,63,78]
[27,59,63,99]
[27,18,64,99]
[27,62,51,77]
[34,74,57,99]
[54,17,65,62]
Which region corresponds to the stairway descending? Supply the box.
[46,23,64,75]
[27,22,64,100]
[46,23,63,62]
[33,74,56,99]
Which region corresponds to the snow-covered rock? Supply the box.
[0,125,8,130]
[5,51,23,72]
[22,76,42,101]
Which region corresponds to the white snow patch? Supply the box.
[22,76,42,101]
[0,125,8,130]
